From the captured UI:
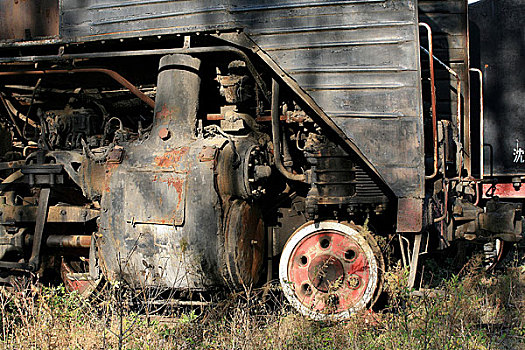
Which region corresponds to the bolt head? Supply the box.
[347,274,361,289]
[158,128,171,140]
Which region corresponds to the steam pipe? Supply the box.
[0,68,155,109]
[46,235,91,248]
[420,23,438,180]
[25,235,92,249]
[271,79,306,182]
[0,46,270,103]
[0,234,91,271]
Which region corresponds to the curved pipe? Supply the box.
[0,45,270,103]
[420,46,463,179]
[420,23,438,180]
[470,68,484,178]
[473,181,481,206]
[0,68,155,109]
[271,79,305,182]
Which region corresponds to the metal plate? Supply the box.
[124,172,186,226]
[0,0,59,41]
[396,197,423,232]
[0,0,424,199]
[482,183,525,199]
[470,0,525,177]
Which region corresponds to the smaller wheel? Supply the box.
[60,235,102,298]
[279,221,384,321]
[222,200,265,288]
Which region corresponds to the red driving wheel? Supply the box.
[280,221,384,320]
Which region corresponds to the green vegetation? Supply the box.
[0,260,524,350]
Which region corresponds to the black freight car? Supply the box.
[0,0,522,320]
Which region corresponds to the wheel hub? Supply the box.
[308,254,344,292]
[279,221,383,320]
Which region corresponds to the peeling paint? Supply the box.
[154,147,189,168]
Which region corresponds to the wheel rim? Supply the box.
[279,221,382,320]
[484,239,507,271]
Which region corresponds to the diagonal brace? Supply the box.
[27,188,51,271]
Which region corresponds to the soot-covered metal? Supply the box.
[0,0,523,321]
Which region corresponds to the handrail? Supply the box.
[470,68,484,178]
[420,46,463,178]
[419,23,438,180]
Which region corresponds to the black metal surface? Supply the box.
[0,0,59,41]
[98,54,218,288]
[0,0,424,201]
[243,1,424,199]
[97,54,268,289]
[470,0,525,177]
[0,1,523,318]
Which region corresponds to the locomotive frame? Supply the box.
[0,0,522,320]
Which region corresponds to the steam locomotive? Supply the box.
[0,0,522,320]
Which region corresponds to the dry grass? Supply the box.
[1,260,524,350]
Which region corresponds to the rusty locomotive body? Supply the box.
[0,0,523,320]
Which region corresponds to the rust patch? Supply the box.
[104,163,120,193]
[154,147,189,168]
[152,174,185,210]
[396,197,423,232]
[482,183,525,199]
[198,146,217,162]
[0,0,59,41]
[171,177,184,210]
[107,147,124,164]
[80,158,105,196]
[155,104,181,122]
[224,200,265,287]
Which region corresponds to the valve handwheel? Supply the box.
[279,221,384,320]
